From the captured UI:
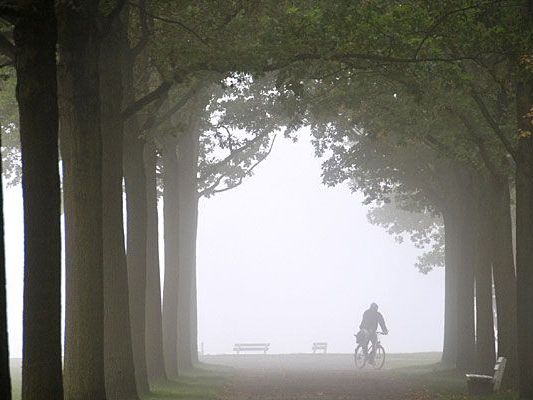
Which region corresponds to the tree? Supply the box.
[57,1,106,398]
[100,11,141,399]
[12,2,63,399]
[0,100,10,400]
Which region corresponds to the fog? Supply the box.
[197,129,444,355]
[5,128,443,358]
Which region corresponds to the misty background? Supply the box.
[5,129,443,358]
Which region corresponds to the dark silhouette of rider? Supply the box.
[359,302,388,363]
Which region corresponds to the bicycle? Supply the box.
[353,331,386,369]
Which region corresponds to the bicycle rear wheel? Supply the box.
[354,345,366,369]
[372,345,386,369]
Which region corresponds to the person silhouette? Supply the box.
[358,302,388,364]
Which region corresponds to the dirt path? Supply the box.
[218,369,435,400]
[205,354,454,400]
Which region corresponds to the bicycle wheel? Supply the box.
[372,345,386,370]
[354,345,367,369]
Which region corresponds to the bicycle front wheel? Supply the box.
[372,345,386,370]
[354,345,366,369]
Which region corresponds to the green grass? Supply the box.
[143,364,231,400]
[9,359,229,400]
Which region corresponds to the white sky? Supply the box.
[4,128,444,358]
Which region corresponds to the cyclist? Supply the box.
[357,302,388,364]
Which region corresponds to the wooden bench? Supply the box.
[312,342,328,354]
[233,343,270,354]
[466,357,507,396]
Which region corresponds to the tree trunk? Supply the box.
[176,129,200,373]
[123,83,151,394]
[455,181,476,372]
[144,142,168,383]
[58,2,106,398]
[473,184,496,374]
[99,20,139,400]
[190,201,199,365]
[490,178,517,388]
[441,209,459,369]
[14,3,63,399]
[515,60,533,399]
[0,130,9,400]
[162,139,179,379]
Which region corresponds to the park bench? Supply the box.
[312,342,328,354]
[233,343,270,354]
[466,356,507,396]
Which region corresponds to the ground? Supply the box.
[9,354,517,399]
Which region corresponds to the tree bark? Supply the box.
[99,19,140,400]
[454,179,476,373]
[473,184,496,374]
[144,143,168,383]
[515,60,533,400]
[490,178,517,388]
[441,208,459,369]
[190,202,199,366]
[176,129,200,373]
[14,3,63,399]
[123,78,151,394]
[162,138,179,379]
[0,130,9,400]
[57,2,106,398]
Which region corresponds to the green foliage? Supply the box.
[368,198,444,273]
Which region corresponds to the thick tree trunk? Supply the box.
[176,129,200,373]
[162,139,179,379]
[515,64,533,399]
[144,143,168,383]
[455,183,476,373]
[473,186,496,374]
[99,21,140,400]
[441,209,459,369]
[123,89,150,393]
[58,2,106,398]
[14,3,63,399]
[490,178,517,388]
[0,133,9,400]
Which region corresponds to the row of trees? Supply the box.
[0,1,532,399]
[0,1,282,399]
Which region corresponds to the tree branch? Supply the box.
[122,80,174,120]
[0,32,13,60]
[128,1,208,45]
[199,135,277,198]
[470,90,518,163]
[130,0,150,57]
[147,81,206,132]
[100,0,128,38]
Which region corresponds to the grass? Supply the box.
[8,355,521,400]
[9,359,230,400]
[385,362,518,400]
